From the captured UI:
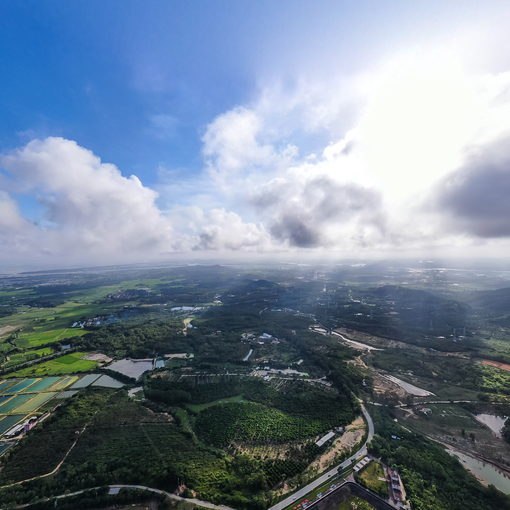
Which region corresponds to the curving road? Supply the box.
[268,404,374,510]
[12,484,236,510]
[7,407,374,510]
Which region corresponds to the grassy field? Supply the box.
[9,352,98,377]
[358,461,388,497]
[15,327,88,348]
[399,403,483,436]
[186,394,245,412]
[2,347,54,369]
[337,496,375,509]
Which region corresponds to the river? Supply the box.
[446,448,510,494]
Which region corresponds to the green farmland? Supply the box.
[2,347,55,369]
[338,496,375,509]
[195,401,335,446]
[15,328,88,348]
[13,392,57,414]
[357,461,388,497]
[9,352,98,377]
[0,375,86,425]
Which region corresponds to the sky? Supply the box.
[1,1,510,270]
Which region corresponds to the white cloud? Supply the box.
[191,47,510,255]
[190,208,273,251]
[4,42,510,268]
[202,107,276,184]
[0,137,281,267]
[0,137,176,265]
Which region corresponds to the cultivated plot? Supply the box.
[10,352,98,377]
[0,381,16,393]
[14,392,57,414]
[4,379,38,394]
[25,377,61,392]
[0,415,26,435]
[0,394,34,413]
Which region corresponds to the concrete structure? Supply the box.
[316,431,335,447]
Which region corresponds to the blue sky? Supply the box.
[1,1,494,179]
[1,1,510,268]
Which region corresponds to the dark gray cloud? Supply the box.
[254,176,386,247]
[438,137,510,237]
[270,215,320,247]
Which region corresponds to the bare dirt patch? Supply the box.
[83,352,113,363]
[0,325,20,338]
[347,355,368,369]
[304,416,366,475]
[371,372,407,400]
[482,359,510,372]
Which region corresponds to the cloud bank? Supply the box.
[3,50,510,268]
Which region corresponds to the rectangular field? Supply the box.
[92,375,124,388]
[2,347,55,370]
[0,381,16,393]
[0,415,26,435]
[9,353,98,377]
[51,375,79,390]
[15,328,88,348]
[4,379,38,394]
[14,392,57,414]
[107,358,153,380]
[70,374,101,389]
[358,461,388,496]
[0,394,34,413]
[24,377,62,392]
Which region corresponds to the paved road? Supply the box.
[268,404,374,510]
[12,484,236,510]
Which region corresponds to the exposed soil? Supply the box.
[304,416,366,475]
[481,359,510,372]
[0,325,19,338]
[371,372,407,401]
